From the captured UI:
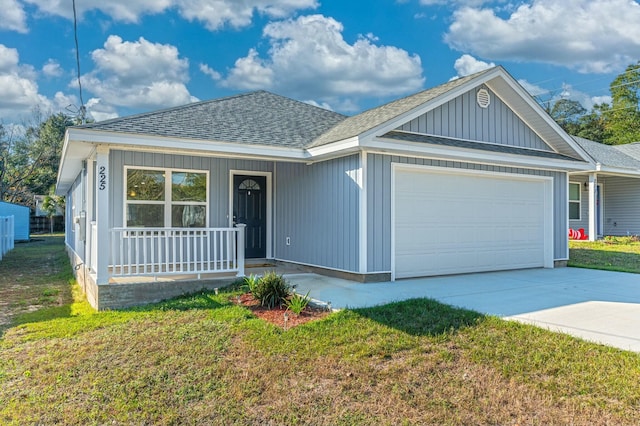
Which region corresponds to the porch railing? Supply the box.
[0,215,15,261]
[108,226,245,279]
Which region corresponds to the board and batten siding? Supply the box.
[65,171,86,259]
[275,155,360,272]
[366,153,568,273]
[399,87,551,151]
[109,150,274,230]
[602,176,640,236]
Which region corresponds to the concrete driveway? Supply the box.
[286,268,640,353]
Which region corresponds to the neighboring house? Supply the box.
[32,195,65,233]
[56,66,593,310]
[570,137,640,239]
[0,201,30,241]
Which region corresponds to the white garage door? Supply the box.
[393,166,552,279]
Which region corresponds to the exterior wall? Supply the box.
[275,155,360,272]
[602,176,640,236]
[399,86,551,151]
[366,153,568,272]
[0,201,30,241]
[110,149,273,229]
[65,171,86,260]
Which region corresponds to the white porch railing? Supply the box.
[108,226,245,279]
[0,215,15,261]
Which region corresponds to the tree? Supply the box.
[604,61,640,144]
[0,111,72,207]
[549,98,586,135]
[42,188,65,233]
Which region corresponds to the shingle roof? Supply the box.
[572,136,640,170]
[613,142,640,162]
[384,131,579,161]
[307,68,496,148]
[79,91,347,148]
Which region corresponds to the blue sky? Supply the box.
[1,0,639,124]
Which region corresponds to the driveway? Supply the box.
[286,267,640,353]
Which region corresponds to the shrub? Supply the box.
[244,274,260,294]
[253,271,290,308]
[285,291,311,315]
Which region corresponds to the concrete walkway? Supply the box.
[285,268,640,353]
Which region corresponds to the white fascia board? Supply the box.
[591,167,640,178]
[67,128,309,160]
[305,136,360,158]
[366,137,593,171]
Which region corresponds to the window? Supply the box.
[126,168,207,228]
[569,182,581,220]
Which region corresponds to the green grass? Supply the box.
[569,236,640,273]
[1,237,640,424]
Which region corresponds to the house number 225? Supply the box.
[98,166,107,190]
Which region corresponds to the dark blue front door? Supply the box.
[233,175,267,258]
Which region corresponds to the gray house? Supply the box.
[570,137,640,239]
[56,66,593,309]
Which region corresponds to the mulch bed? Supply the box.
[234,293,330,329]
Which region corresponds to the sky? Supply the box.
[0,0,639,125]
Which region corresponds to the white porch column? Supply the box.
[85,157,95,271]
[588,173,597,241]
[95,146,110,284]
[236,224,246,277]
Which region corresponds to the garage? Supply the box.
[393,165,553,279]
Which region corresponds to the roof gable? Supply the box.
[80,91,347,149]
[309,66,590,163]
[397,85,552,152]
[308,69,491,148]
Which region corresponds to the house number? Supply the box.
[98,166,107,190]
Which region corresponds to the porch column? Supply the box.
[95,146,110,284]
[85,157,95,271]
[588,173,597,241]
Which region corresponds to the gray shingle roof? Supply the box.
[384,131,580,161]
[572,136,640,170]
[80,91,347,148]
[307,68,496,148]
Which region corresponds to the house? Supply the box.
[32,195,65,233]
[569,137,640,239]
[0,200,30,242]
[56,66,593,310]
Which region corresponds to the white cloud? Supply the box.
[25,0,317,30]
[452,54,495,78]
[518,79,548,97]
[221,15,424,110]
[199,63,222,80]
[24,0,172,23]
[80,35,196,110]
[444,0,640,73]
[0,44,51,120]
[0,0,28,33]
[42,59,63,77]
[177,0,318,30]
[85,98,119,122]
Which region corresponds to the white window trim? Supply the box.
[124,166,209,228]
[568,181,581,221]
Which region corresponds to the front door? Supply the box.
[233,175,267,258]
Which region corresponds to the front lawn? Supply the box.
[569,236,640,273]
[1,237,640,424]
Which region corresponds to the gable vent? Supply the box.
[477,88,491,108]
